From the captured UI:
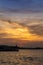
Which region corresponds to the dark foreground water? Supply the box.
[0,50,43,65]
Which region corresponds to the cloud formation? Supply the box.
[26,19,43,36]
[0,16,43,47]
[16,18,43,36]
[0,18,43,40]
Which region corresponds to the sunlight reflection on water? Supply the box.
[0,50,43,65]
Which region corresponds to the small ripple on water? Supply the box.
[0,56,43,65]
[0,50,43,65]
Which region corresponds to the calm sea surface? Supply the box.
[0,50,43,65]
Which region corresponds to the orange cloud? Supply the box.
[0,20,43,42]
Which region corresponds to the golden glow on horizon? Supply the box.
[0,20,43,42]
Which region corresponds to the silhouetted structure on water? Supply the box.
[0,45,19,51]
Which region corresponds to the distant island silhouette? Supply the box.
[19,47,43,50]
[0,45,43,51]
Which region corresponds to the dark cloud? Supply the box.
[17,19,43,36]
[28,25,43,35]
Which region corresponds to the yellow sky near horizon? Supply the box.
[0,20,43,42]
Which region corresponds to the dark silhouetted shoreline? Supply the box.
[0,45,43,51]
[19,47,43,50]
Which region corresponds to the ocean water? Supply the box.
[0,50,43,65]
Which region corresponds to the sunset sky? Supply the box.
[0,0,43,47]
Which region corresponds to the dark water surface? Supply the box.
[0,50,43,65]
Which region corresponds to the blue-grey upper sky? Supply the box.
[0,0,43,13]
